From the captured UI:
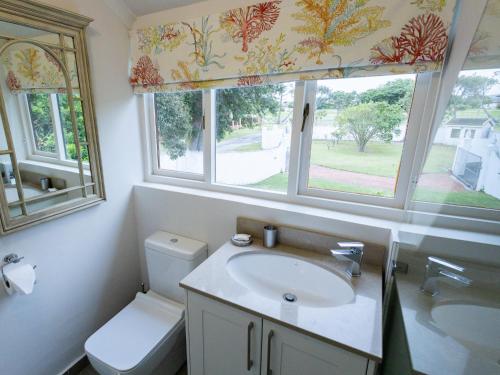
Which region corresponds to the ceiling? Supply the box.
[122,0,204,16]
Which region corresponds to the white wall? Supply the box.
[134,183,394,285]
[133,0,259,28]
[0,1,143,374]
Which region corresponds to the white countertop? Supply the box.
[396,269,500,375]
[180,241,383,361]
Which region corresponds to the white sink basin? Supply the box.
[226,251,354,307]
[431,303,500,348]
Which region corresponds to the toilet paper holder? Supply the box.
[1,253,37,286]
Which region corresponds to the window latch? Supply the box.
[300,103,310,132]
[202,113,206,130]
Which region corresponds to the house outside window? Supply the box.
[450,128,461,138]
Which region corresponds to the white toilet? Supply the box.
[85,231,207,375]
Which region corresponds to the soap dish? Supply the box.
[231,234,253,247]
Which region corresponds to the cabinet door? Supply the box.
[261,320,368,375]
[187,292,262,375]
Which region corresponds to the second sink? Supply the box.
[226,251,354,307]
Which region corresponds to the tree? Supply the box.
[337,102,404,152]
[57,94,88,161]
[155,84,283,159]
[26,93,56,153]
[155,92,202,160]
[216,84,282,140]
[316,86,358,110]
[447,74,498,118]
[359,79,414,111]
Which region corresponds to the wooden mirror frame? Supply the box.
[0,0,105,234]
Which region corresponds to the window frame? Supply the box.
[148,90,209,182]
[296,73,434,209]
[22,93,59,158]
[19,93,89,169]
[140,0,499,228]
[143,72,500,225]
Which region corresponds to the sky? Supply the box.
[318,73,416,93]
[278,69,500,104]
[459,68,500,95]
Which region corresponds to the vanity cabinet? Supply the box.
[187,291,262,375]
[261,320,368,375]
[186,292,374,375]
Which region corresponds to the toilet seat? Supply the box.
[85,291,184,374]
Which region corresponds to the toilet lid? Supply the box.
[85,291,184,372]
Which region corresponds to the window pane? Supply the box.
[154,91,203,174]
[413,69,500,210]
[215,82,294,192]
[57,93,88,162]
[26,93,56,153]
[306,75,416,197]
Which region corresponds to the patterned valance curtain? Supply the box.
[129,0,457,93]
[463,0,500,70]
[1,43,78,94]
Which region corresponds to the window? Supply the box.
[24,92,88,165]
[215,82,294,192]
[26,93,56,154]
[301,75,416,199]
[146,74,500,223]
[413,69,500,211]
[57,94,88,162]
[153,91,203,175]
[450,128,461,138]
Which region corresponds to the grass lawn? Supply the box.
[413,188,500,209]
[220,127,260,142]
[249,173,500,208]
[456,108,500,120]
[422,144,456,173]
[245,140,500,208]
[310,141,403,177]
[247,173,288,192]
[311,141,455,177]
[233,142,262,152]
[247,173,393,196]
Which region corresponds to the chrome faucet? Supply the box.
[331,242,364,277]
[420,256,472,296]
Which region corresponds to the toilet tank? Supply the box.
[145,231,207,304]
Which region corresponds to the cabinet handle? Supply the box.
[266,330,274,375]
[247,322,254,371]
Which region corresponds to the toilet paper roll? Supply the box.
[2,262,36,295]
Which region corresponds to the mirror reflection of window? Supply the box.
[0,24,96,224]
[26,93,57,154]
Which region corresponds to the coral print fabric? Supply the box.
[1,42,78,93]
[129,0,457,93]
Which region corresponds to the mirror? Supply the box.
[0,2,105,233]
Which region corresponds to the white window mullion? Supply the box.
[404,0,488,211]
[401,72,441,210]
[296,80,317,196]
[148,93,161,176]
[393,73,435,208]
[287,81,306,198]
[17,94,37,156]
[203,89,215,184]
[49,93,66,160]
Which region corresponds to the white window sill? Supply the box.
[134,181,500,248]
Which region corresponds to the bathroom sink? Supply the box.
[226,251,354,307]
[431,303,500,348]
